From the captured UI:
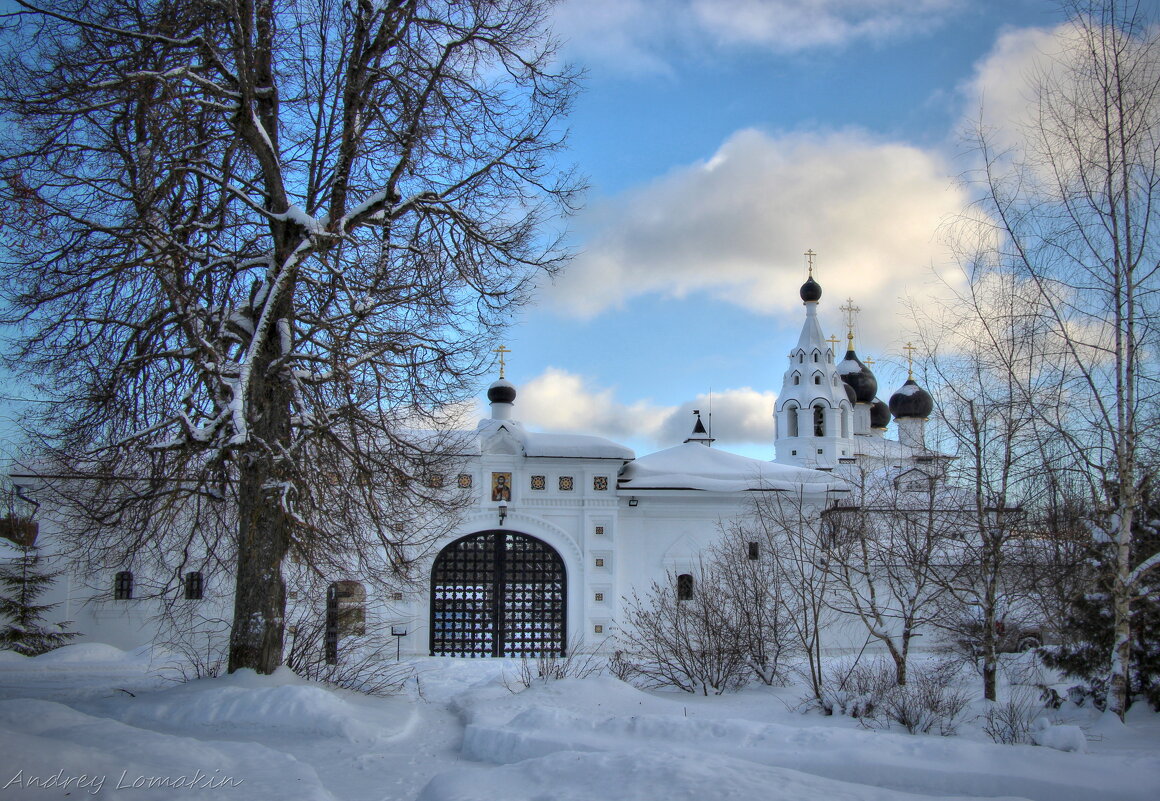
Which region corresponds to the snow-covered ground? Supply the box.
[0,645,1157,800]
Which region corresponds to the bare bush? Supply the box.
[615,573,749,696]
[505,637,607,690]
[981,686,1042,744]
[879,662,971,735]
[815,655,896,719]
[284,609,412,697]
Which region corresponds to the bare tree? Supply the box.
[911,268,1055,700]
[964,0,1160,716]
[708,522,799,685]
[0,0,580,673]
[821,469,955,687]
[734,490,837,700]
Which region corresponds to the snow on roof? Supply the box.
[470,419,634,460]
[618,442,840,493]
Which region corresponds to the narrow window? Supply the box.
[813,352,819,362]
[814,405,825,437]
[748,542,759,560]
[184,571,204,600]
[114,571,133,600]
[786,404,799,437]
[814,375,821,385]
[326,580,367,665]
[793,374,800,385]
[676,573,694,601]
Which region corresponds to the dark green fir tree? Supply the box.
[0,526,80,656]
[1042,485,1160,711]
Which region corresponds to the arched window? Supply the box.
[841,405,851,438]
[326,580,367,665]
[813,352,819,362]
[676,573,694,601]
[747,542,759,560]
[786,404,799,437]
[813,374,821,385]
[184,571,204,600]
[793,373,800,385]
[813,405,825,437]
[114,571,133,600]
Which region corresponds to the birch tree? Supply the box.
[0,0,579,673]
[966,0,1160,717]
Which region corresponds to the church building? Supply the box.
[7,267,940,660]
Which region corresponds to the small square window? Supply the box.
[594,624,604,634]
[792,450,798,456]
[457,473,473,488]
[530,475,546,490]
[817,449,824,454]
[390,591,404,601]
[595,525,605,536]
[595,558,604,567]
[595,592,604,602]
[593,476,608,491]
[559,476,574,491]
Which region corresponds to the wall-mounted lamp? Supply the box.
[628,497,639,507]
[498,503,508,525]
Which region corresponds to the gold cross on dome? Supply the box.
[804,249,817,276]
[903,342,917,379]
[839,298,860,345]
[826,334,839,353]
[492,344,511,379]
[864,356,875,366]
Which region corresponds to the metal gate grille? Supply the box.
[430,531,566,657]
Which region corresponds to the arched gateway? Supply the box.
[429,530,567,657]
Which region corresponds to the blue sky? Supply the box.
[0,0,1074,464]
[492,0,1070,459]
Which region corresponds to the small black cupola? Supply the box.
[799,248,822,302]
[889,379,934,419]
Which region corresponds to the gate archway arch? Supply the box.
[429,530,567,657]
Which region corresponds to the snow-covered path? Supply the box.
[1,646,1157,800]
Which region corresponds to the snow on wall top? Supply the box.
[618,442,841,493]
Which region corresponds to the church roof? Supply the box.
[619,442,840,493]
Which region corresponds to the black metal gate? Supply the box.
[429,531,566,657]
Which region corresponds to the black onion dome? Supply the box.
[870,398,891,429]
[837,349,878,403]
[487,378,517,404]
[843,381,857,404]
[889,379,934,419]
[800,275,822,302]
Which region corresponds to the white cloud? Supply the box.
[552,0,963,73]
[511,367,778,450]
[541,128,971,346]
[958,23,1073,153]
[516,367,675,440]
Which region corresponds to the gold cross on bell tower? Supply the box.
[826,334,839,354]
[903,341,917,379]
[492,344,511,379]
